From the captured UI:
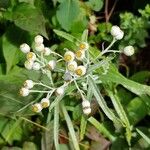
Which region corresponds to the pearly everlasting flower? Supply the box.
[64,51,75,62]
[34,35,44,44]
[82,100,91,115]
[19,87,29,97]
[34,43,44,52]
[32,62,41,70]
[24,80,34,89]
[55,86,65,96]
[32,103,42,113]
[26,52,36,61]
[110,26,124,40]
[40,98,50,108]
[47,60,56,70]
[123,46,134,56]
[24,60,33,70]
[75,66,86,76]
[79,42,89,51]
[43,47,51,56]
[67,61,77,72]
[75,50,85,61]
[20,43,30,53]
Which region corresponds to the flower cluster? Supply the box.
[19,26,134,115]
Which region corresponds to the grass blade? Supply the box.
[61,102,80,150]
[107,89,132,146]
[54,105,60,150]
[88,117,116,142]
[88,76,120,124]
[136,128,150,145]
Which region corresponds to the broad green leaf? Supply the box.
[0,118,23,144]
[56,0,80,31]
[13,3,48,38]
[1,147,22,150]
[2,35,22,73]
[130,71,150,84]
[86,0,104,12]
[61,102,80,150]
[127,97,148,125]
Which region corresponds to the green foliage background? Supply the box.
[0,0,150,149]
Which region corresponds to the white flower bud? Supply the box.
[19,87,29,97]
[47,60,56,70]
[32,62,41,70]
[83,108,91,115]
[79,42,89,51]
[34,43,44,52]
[55,86,65,96]
[123,46,134,56]
[43,47,51,56]
[82,100,91,115]
[64,51,75,62]
[67,61,77,72]
[24,80,34,89]
[20,43,30,53]
[75,66,86,76]
[24,60,33,70]
[32,103,42,113]
[110,26,124,40]
[40,98,50,108]
[75,50,85,61]
[34,35,44,44]
[26,52,36,61]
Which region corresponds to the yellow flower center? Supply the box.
[79,43,86,50]
[76,50,82,58]
[41,102,49,108]
[23,81,27,87]
[75,68,82,76]
[68,64,75,71]
[27,52,34,60]
[64,54,72,62]
[32,105,38,112]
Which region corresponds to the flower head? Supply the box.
[32,103,42,112]
[75,50,85,61]
[19,87,29,97]
[123,46,134,56]
[24,80,34,89]
[75,66,86,76]
[79,42,89,51]
[82,100,91,115]
[35,43,44,52]
[26,52,36,61]
[24,60,33,70]
[67,61,77,72]
[43,47,51,56]
[32,62,41,70]
[47,60,56,70]
[55,86,65,96]
[20,43,30,53]
[64,51,75,62]
[34,35,44,45]
[110,26,124,40]
[41,98,50,108]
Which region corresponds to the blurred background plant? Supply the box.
[0,0,150,149]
